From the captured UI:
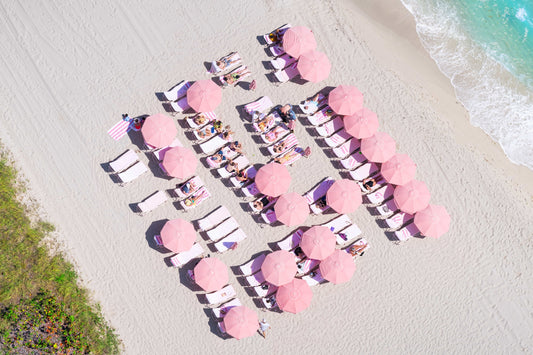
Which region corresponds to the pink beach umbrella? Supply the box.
[186,80,222,112]
[276,278,313,314]
[328,85,364,116]
[274,192,309,226]
[297,50,331,83]
[300,226,336,260]
[381,153,417,186]
[193,257,228,292]
[223,306,259,340]
[393,180,431,214]
[326,179,362,214]
[344,108,379,139]
[319,250,356,284]
[161,146,198,179]
[414,204,451,239]
[261,250,298,286]
[360,132,396,163]
[141,113,177,148]
[160,218,196,253]
[255,162,291,197]
[282,26,317,58]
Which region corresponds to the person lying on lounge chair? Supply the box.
[210,52,240,74]
[195,120,224,139]
[254,114,277,133]
[272,140,288,154]
[268,28,285,44]
[229,140,243,154]
[222,129,234,141]
[302,93,321,113]
[315,195,327,209]
[263,126,288,143]
[277,104,297,124]
[274,146,311,165]
[193,114,208,126]
[235,169,248,184]
[221,67,251,86]
[210,149,227,164]
[183,189,208,207]
[362,177,377,192]
[254,195,274,211]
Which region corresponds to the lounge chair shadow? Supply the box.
[257,35,267,45]
[265,72,279,83]
[290,76,307,86]
[172,201,185,211]
[322,149,338,160]
[330,160,345,170]
[183,131,198,141]
[366,205,385,218]
[108,174,122,185]
[384,231,400,243]
[236,81,251,90]
[100,162,115,174]
[128,202,142,214]
[203,61,212,72]
[262,60,274,70]
[263,47,275,57]
[145,159,172,180]
[154,92,167,101]
[207,318,228,339]
[177,117,190,130]
[145,219,170,253]
[239,201,252,213]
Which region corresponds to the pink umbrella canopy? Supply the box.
[393,180,431,214]
[276,278,313,314]
[297,50,331,83]
[141,113,177,148]
[160,219,196,253]
[274,192,309,226]
[300,226,336,260]
[381,153,417,186]
[414,204,451,238]
[186,80,222,112]
[360,132,397,163]
[319,250,357,284]
[282,26,317,58]
[344,108,379,139]
[161,146,198,179]
[255,163,291,197]
[223,306,259,340]
[261,250,298,286]
[193,257,228,292]
[328,85,364,116]
[326,179,362,214]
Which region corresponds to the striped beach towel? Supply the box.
[245,96,273,115]
[107,119,131,141]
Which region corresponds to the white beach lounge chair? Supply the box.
[252,111,283,133]
[260,209,277,224]
[296,258,320,276]
[229,166,257,188]
[217,155,250,178]
[276,229,304,251]
[366,185,395,205]
[310,201,330,215]
[263,24,292,45]
[274,62,298,83]
[268,44,285,57]
[375,199,399,217]
[335,223,362,245]
[206,285,236,305]
[349,162,379,181]
[199,134,229,155]
[174,176,204,199]
[270,53,297,70]
[117,161,148,185]
[238,253,267,276]
[206,146,241,169]
[248,195,278,213]
[267,133,298,156]
[245,271,266,287]
[170,96,191,113]
[207,52,242,75]
[169,243,205,267]
[303,177,335,205]
[244,96,274,116]
[340,151,367,170]
[385,212,414,230]
[321,214,352,233]
[206,217,240,242]
[197,206,231,231]
[180,186,211,211]
[163,80,192,101]
[261,295,278,310]
[193,124,217,141]
[332,138,362,159]
[214,228,248,253]
[212,298,242,318]
[308,106,335,126]
[394,223,420,243]
[315,116,344,137]
[137,190,168,215]
[185,111,217,129]
[357,175,386,194]
[299,93,327,115]
[151,137,184,161]
[252,283,278,298]
[324,129,352,148]
[260,125,290,144]
[302,270,326,286]
[109,149,139,173]
[344,237,370,257]
[241,182,261,199]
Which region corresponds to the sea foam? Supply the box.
[401,0,533,170]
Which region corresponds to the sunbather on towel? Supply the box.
[209,52,240,74]
[195,120,224,139]
[272,139,288,154]
[209,149,228,165]
[254,114,277,133]
[221,67,251,86]
[183,189,208,207]
[235,169,248,184]
[278,104,297,123]
[315,195,327,209]
[263,126,287,143]
[274,146,311,165]
[348,243,366,257]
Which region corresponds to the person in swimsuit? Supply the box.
[362,177,377,192]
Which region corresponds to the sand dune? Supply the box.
[1,0,532,353]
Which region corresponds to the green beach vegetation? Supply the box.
[0,152,120,353]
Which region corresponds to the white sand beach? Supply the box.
[1,0,532,353]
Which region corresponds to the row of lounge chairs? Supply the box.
[196,205,249,253]
[300,91,420,242]
[108,149,148,186]
[261,24,301,84]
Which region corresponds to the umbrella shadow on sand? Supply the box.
[145,219,169,253]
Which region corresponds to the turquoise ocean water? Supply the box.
[401,0,533,170]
